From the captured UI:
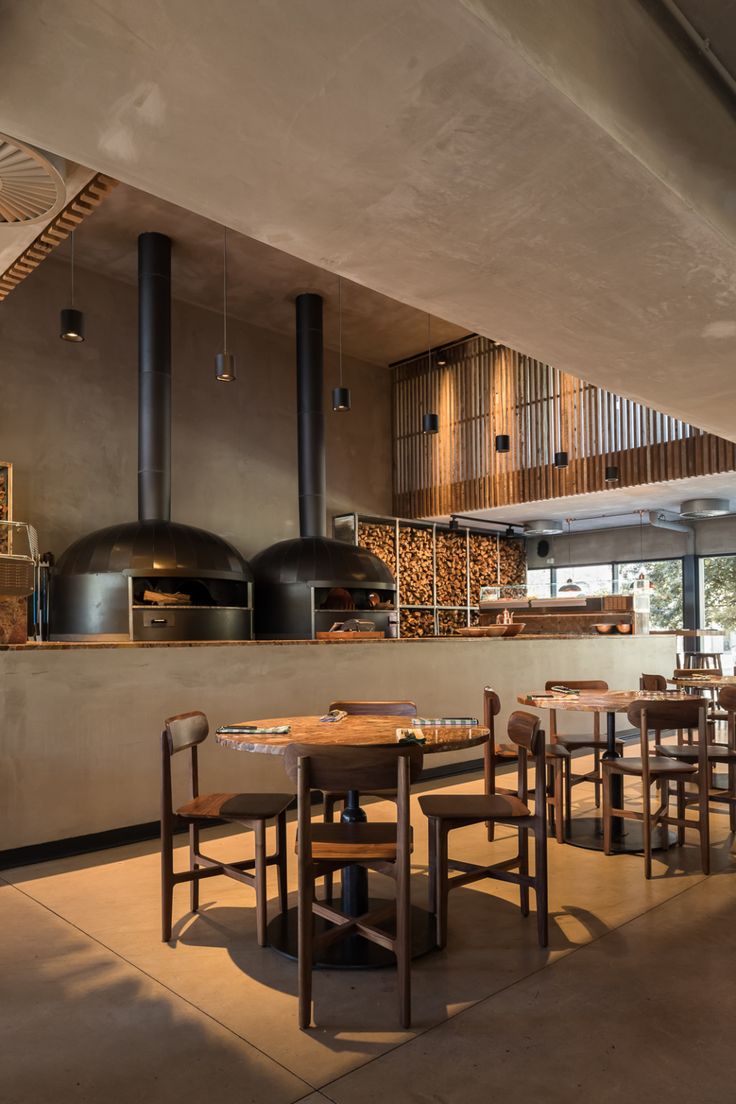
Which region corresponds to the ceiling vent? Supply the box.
[679,497,731,519]
[523,519,564,536]
[0,132,66,224]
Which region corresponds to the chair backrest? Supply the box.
[164,711,209,754]
[673,668,713,680]
[507,711,545,811]
[640,673,667,692]
[507,710,543,754]
[718,685,736,712]
[544,679,608,691]
[328,700,417,717]
[627,698,707,777]
[677,651,722,671]
[284,743,423,792]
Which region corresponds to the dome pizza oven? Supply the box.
[50,233,253,641]
[252,294,395,639]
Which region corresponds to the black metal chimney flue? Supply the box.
[295,292,326,538]
[138,232,172,522]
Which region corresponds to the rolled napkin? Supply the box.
[548,685,581,696]
[216,725,291,736]
[411,717,479,727]
[396,727,427,745]
[319,709,348,723]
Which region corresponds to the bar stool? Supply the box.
[160,711,292,945]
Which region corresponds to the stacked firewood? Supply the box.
[357,521,397,576]
[400,608,435,637]
[436,530,467,606]
[398,525,434,605]
[468,534,525,602]
[437,608,467,635]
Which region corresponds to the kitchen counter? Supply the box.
[1,633,652,650]
[0,633,676,854]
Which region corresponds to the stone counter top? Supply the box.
[1,634,645,651]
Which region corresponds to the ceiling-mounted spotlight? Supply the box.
[495,434,510,453]
[505,525,515,538]
[605,465,619,483]
[215,228,236,381]
[332,276,351,412]
[554,451,568,469]
[422,312,439,435]
[449,516,460,531]
[60,231,85,342]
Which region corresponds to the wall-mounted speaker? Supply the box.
[537,539,550,558]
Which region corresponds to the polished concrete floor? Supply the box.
[3,764,736,1104]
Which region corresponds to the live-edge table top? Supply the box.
[216,714,489,755]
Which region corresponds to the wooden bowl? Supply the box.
[616,623,632,635]
[593,623,614,634]
[503,623,525,637]
[455,625,507,637]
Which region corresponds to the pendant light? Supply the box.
[558,517,581,592]
[59,231,85,342]
[605,465,619,482]
[331,276,351,411]
[495,434,510,453]
[554,451,568,469]
[422,313,439,434]
[215,228,236,382]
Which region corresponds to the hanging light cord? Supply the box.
[338,276,343,387]
[222,228,228,354]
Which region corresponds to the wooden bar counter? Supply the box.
[0,634,676,855]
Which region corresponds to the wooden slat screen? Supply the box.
[393,336,736,518]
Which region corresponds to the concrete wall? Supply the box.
[0,258,392,560]
[527,516,736,569]
[0,634,676,851]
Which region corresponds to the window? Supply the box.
[526,567,552,598]
[615,560,683,632]
[557,563,614,596]
[701,555,736,674]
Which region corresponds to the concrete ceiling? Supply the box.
[67,181,468,365]
[0,2,735,434]
[447,470,736,530]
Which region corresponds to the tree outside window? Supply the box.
[615,560,683,631]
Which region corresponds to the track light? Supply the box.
[449,516,459,531]
[495,434,510,453]
[605,465,619,482]
[554,451,568,469]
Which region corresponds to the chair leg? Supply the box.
[699,772,711,876]
[729,761,736,833]
[676,782,685,846]
[593,748,601,809]
[254,820,268,947]
[298,871,314,1030]
[396,854,411,1029]
[276,811,288,913]
[435,822,449,950]
[323,793,337,902]
[519,827,530,917]
[533,826,548,948]
[643,783,652,880]
[553,759,565,844]
[427,814,437,913]
[161,815,174,943]
[189,822,200,914]
[564,760,573,829]
[602,768,612,856]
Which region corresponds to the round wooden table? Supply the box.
[518,690,701,854]
[217,715,488,968]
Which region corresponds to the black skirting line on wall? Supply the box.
[0,756,488,871]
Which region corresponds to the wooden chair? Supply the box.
[545,679,624,808]
[483,687,568,844]
[640,673,667,691]
[677,652,722,671]
[161,711,292,945]
[284,742,423,1030]
[654,685,736,834]
[420,710,549,949]
[322,699,417,900]
[602,699,710,878]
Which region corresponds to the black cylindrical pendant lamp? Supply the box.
[605,465,619,482]
[554,451,568,468]
[215,352,236,382]
[332,386,351,412]
[60,307,85,342]
[423,412,439,435]
[495,434,510,453]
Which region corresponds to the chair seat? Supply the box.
[419,792,530,821]
[603,757,697,777]
[177,792,292,820]
[553,733,622,751]
[655,743,736,763]
[546,743,571,759]
[307,822,407,861]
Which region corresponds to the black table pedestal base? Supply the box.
[266,898,437,969]
[564,815,677,854]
